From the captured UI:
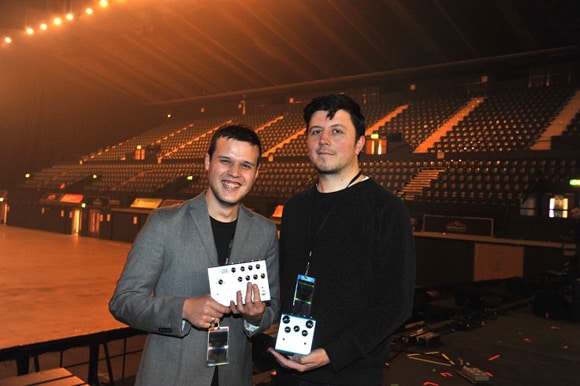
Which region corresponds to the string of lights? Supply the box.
[1,0,116,48]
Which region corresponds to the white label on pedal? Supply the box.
[208,260,270,306]
[274,313,316,356]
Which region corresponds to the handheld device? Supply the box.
[207,260,270,306]
[274,313,316,355]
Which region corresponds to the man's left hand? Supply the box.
[230,282,265,325]
[268,348,330,372]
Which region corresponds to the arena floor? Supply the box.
[1,225,579,386]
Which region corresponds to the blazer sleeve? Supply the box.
[109,209,189,337]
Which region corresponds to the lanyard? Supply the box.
[224,237,234,265]
[305,170,361,275]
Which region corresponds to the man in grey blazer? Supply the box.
[110,124,280,386]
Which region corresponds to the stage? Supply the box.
[0,225,142,385]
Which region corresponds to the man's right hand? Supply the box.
[183,295,230,329]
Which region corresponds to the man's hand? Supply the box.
[183,295,230,329]
[230,282,265,325]
[268,348,330,372]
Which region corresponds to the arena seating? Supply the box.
[430,86,576,153]
[13,84,580,238]
[378,94,470,150]
[563,110,580,136]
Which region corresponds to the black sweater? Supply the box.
[279,179,416,385]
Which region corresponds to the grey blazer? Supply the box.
[109,193,280,386]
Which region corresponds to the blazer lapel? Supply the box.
[229,206,253,264]
[188,193,218,266]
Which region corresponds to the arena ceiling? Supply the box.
[0,0,578,188]
[1,0,579,106]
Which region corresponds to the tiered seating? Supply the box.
[155,117,232,160]
[431,86,575,153]
[165,114,295,160]
[83,119,196,161]
[263,112,307,157]
[377,95,469,149]
[258,112,304,155]
[21,163,149,192]
[251,161,316,199]
[20,164,71,190]
[562,110,580,136]
[361,159,422,193]
[114,164,192,195]
[417,157,579,206]
[89,164,147,192]
[16,85,579,220]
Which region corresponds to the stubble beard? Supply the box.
[316,166,338,175]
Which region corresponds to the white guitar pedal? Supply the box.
[208,260,270,306]
[274,313,316,355]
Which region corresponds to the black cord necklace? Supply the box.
[306,170,362,275]
[316,169,362,192]
[345,170,362,188]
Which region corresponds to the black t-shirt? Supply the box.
[210,216,237,266]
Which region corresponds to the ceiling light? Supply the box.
[40,23,48,31]
[54,17,63,26]
[26,27,34,35]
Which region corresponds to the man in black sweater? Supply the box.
[269,94,416,385]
